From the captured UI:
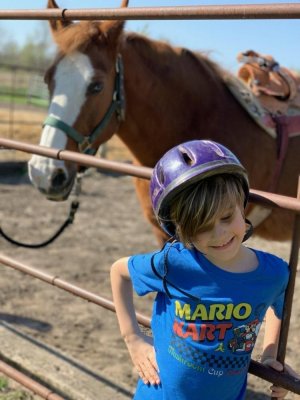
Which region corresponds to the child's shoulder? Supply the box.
[252,248,289,270]
[154,241,196,268]
[129,241,189,266]
[164,241,197,258]
[165,241,186,252]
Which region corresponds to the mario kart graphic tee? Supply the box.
[128,242,289,400]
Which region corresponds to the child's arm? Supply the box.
[261,307,299,399]
[110,257,160,385]
[261,307,281,363]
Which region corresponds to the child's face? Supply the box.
[191,205,246,267]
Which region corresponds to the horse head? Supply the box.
[28,0,128,200]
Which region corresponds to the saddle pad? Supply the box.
[224,74,277,139]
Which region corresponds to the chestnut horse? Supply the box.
[28,0,300,245]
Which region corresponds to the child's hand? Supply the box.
[262,357,300,399]
[124,332,160,386]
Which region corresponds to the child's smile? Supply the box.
[210,236,235,250]
[192,206,246,268]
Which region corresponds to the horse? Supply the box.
[28,0,300,246]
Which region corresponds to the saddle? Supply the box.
[237,50,300,115]
[224,50,300,201]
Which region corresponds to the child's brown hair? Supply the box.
[169,174,246,247]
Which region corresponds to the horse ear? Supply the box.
[47,0,72,34]
[101,0,129,46]
[120,0,130,8]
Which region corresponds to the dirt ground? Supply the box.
[0,156,299,399]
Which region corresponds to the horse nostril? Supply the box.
[51,169,67,188]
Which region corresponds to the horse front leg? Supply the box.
[133,177,169,248]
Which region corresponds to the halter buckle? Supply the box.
[78,137,92,153]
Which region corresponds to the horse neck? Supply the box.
[117,34,232,166]
[116,33,276,191]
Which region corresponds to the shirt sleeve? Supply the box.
[271,284,288,319]
[128,249,166,296]
[270,259,289,319]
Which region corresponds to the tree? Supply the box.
[19,22,54,69]
[0,40,20,65]
[0,22,54,69]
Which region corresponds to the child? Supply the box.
[110,140,296,399]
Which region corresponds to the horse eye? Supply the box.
[87,82,104,95]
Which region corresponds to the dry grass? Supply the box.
[0,375,34,400]
[0,107,132,162]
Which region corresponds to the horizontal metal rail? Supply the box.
[0,252,299,394]
[0,359,65,400]
[1,137,299,213]
[0,253,151,328]
[0,137,152,180]
[0,62,45,73]
[0,4,300,21]
[1,136,299,395]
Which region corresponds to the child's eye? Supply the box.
[198,223,214,233]
[221,214,233,222]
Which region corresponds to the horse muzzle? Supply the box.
[28,156,76,201]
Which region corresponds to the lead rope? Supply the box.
[0,173,83,249]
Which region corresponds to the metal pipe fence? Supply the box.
[0,137,300,396]
[1,137,299,212]
[0,4,300,20]
[0,359,65,400]
[0,63,48,144]
[1,2,300,397]
[0,253,299,395]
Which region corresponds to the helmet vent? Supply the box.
[157,165,165,185]
[181,150,194,166]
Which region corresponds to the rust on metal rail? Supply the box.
[0,4,300,21]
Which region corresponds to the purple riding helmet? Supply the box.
[150,140,249,237]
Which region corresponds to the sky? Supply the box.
[0,0,300,72]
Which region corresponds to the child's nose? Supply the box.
[213,222,226,237]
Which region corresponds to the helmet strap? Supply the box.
[150,238,200,301]
[243,218,254,242]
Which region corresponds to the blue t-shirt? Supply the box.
[128,242,289,400]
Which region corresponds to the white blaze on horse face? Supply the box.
[28,52,94,192]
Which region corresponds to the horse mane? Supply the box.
[123,32,227,85]
[53,21,227,86]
